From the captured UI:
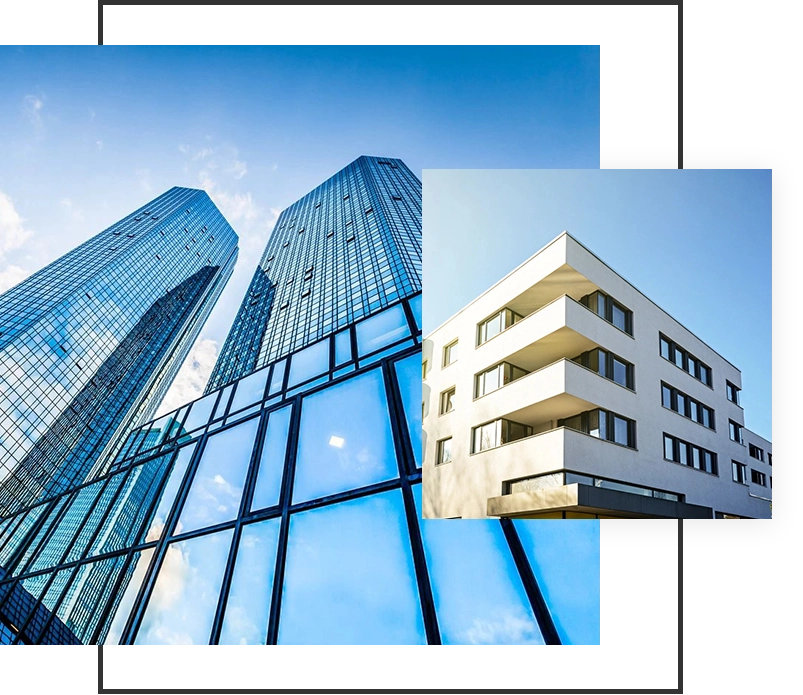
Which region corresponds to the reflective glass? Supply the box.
[268,359,286,396]
[182,391,218,432]
[408,294,422,331]
[662,384,672,409]
[288,339,329,387]
[393,354,423,467]
[613,416,630,446]
[0,504,47,566]
[104,548,154,644]
[218,518,281,645]
[229,368,268,413]
[293,369,398,503]
[355,304,409,356]
[334,329,352,366]
[135,528,234,645]
[612,357,627,386]
[279,490,425,644]
[176,417,260,535]
[612,303,627,331]
[412,487,543,644]
[514,520,600,645]
[144,444,196,541]
[251,406,292,511]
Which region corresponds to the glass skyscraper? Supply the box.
[0,188,238,515]
[0,157,599,647]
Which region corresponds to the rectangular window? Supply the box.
[436,438,452,465]
[732,461,747,484]
[726,381,741,405]
[665,433,718,474]
[749,443,764,461]
[443,340,458,367]
[476,307,523,345]
[474,361,529,398]
[661,382,715,430]
[439,387,455,415]
[659,334,712,387]
[471,418,532,453]
[581,291,633,336]
[572,347,634,390]
[750,469,767,486]
[560,408,635,449]
[729,420,744,444]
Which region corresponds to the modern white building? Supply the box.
[422,232,772,519]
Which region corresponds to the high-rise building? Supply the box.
[422,232,772,519]
[0,188,238,515]
[0,158,600,646]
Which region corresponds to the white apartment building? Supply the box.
[422,232,772,519]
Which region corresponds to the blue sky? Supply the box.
[0,45,599,411]
[423,169,772,440]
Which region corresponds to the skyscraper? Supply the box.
[0,188,238,514]
[0,158,599,646]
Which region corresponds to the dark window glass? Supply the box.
[612,356,627,386]
[673,347,685,369]
[613,416,630,446]
[611,303,627,332]
[664,435,674,460]
[662,384,673,409]
[660,336,671,360]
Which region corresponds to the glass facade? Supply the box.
[0,188,238,515]
[207,156,422,390]
[0,156,599,646]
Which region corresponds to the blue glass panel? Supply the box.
[293,369,398,503]
[408,294,422,332]
[0,504,47,566]
[144,443,196,541]
[278,490,425,644]
[287,339,330,387]
[212,384,234,420]
[218,518,281,645]
[251,406,292,511]
[176,417,260,535]
[182,391,218,432]
[135,528,233,645]
[229,368,269,413]
[413,486,543,645]
[359,339,415,366]
[268,359,286,396]
[104,548,154,644]
[334,329,352,366]
[64,473,127,563]
[393,354,423,467]
[355,304,410,356]
[514,520,600,645]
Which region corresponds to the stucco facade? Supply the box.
[422,233,771,519]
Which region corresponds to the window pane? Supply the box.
[676,393,686,416]
[103,549,154,644]
[177,417,260,535]
[613,416,629,446]
[687,355,697,378]
[293,369,398,503]
[355,304,409,356]
[692,446,701,469]
[278,490,425,644]
[408,294,422,332]
[662,384,672,409]
[612,357,627,386]
[268,359,286,395]
[588,410,602,438]
[485,364,501,393]
[439,438,452,464]
[664,435,674,460]
[334,329,352,366]
[394,354,423,466]
[678,441,688,465]
[288,339,329,387]
[251,406,292,511]
[229,368,268,413]
[612,303,627,331]
[689,400,698,422]
[218,518,281,645]
[674,348,685,369]
[144,444,196,541]
[660,337,671,359]
[135,528,234,645]
[444,341,458,365]
[483,312,503,342]
[183,391,218,432]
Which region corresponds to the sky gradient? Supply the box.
[0,45,599,412]
[423,169,772,440]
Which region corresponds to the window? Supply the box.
[572,348,634,389]
[443,340,458,367]
[750,469,767,486]
[437,438,452,465]
[768,452,772,466]
[580,291,633,336]
[439,387,455,415]
[749,443,764,461]
[732,461,747,484]
[660,382,715,429]
[665,433,718,474]
[474,361,529,398]
[471,418,533,453]
[559,408,636,449]
[422,359,428,380]
[726,381,741,405]
[729,420,744,444]
[659,334,712,386]
[476,308,523,345]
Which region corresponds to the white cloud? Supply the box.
[22,94,44,127]
[60,197,84,223]
[199,171,258,225]
[230,159,247,180]
[462,610,545,645]
[154,338,218,417]
[0,190,34,272]
[96,140,103,150]
[0,264,31,294]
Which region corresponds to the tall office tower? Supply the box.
[0,158,600,647]
[207,155,422,390]
[0,188,239,515]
